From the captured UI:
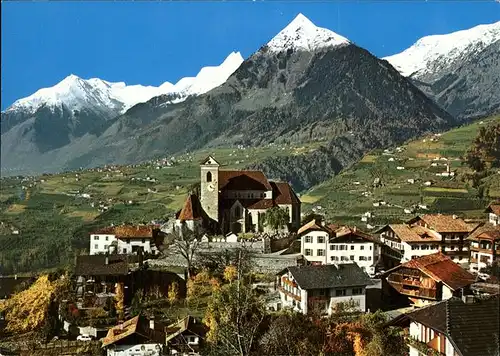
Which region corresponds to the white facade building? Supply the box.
[486,204,500,226]
[299,220,381,275]
[276,263,372,315]
[90,226,160,255]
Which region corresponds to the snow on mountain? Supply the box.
[267,13,350,52]
[4,51,244,115]
[384,21,500,78]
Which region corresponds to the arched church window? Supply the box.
[206,171,212,182]
[235,206,241,218]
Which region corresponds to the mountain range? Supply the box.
[1,14,498,185]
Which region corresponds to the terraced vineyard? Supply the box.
[300,115,500,227]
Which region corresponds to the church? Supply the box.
[175,156,301,235]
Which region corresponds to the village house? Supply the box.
[382,252,476,308]
[276,263,372,315]
[407,214,472,264]
[0,275,33,300]
[165,315,208,355]
[378,214,473,265]
[177,156,301,235]
[298,220,381,275]
[101,315,165,356]
[377,224,442,263]
[466,224,500,272]
[486,202,500,226]
[390,294,499,356]
[89,225,163,255]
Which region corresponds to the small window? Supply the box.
[318,236,325,244]
[351,245,355,250]
[94,244,98,249]
[368,256,371,261]
[336,289,346,297]
[370,246,372,250]
[317,249,325,256]
[329,245,334,250]
[360,245,364,250]
[350,255,355,261]
[305,236,312,243]
[142,239,145,243]
[123,248,127,253]
[352,288,363,295]
[305,249,312,256]
[94,236,99,240]
[206,171,212,182]
[105,236,109,241]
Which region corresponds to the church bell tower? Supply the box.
[200,156,220,222]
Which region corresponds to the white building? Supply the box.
[486,203,500,226]
[391,295,499,356]
[102,315,164,356]
[276,263,372,315]
[299,220,381,275]
[378,224,441,263]
[90,225,160,255]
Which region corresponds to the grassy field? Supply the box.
[300,115,500,227]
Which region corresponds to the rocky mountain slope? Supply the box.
[1,52,244,174]
[3,14,456,180]
[384,21,500,119]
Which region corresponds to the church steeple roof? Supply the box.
[178,194,205,221]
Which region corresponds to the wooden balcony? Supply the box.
[277,285,301,302]
[388,281,437,300]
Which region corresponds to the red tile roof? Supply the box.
[178,194,205,221]
[388,224,442,242]
[298,219,330,235]
[92,225,158,239]
[219,170,272,191]
[272,182,301,205]
[331,226,381,244]
[401,252,475,291]
[487,204,500,215]
[410,214,471,233]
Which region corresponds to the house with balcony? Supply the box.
[467,224,500,272]
[407,214,472,264]
[486,203,500,226]
[377,224,442,264]
[382,252,476,308]
[276,263,372,315]
[299,220,382,275]
[390,294,499,356]
[90,225,163,256]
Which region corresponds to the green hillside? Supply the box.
[300,115,500,227]
[0,142,323,274]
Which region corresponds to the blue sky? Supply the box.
[1,1,499,110]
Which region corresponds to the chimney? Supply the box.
[462,294,475,304]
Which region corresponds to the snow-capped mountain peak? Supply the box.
[384,21,500,78]
[267,13,350,52]
[4,51,244,115]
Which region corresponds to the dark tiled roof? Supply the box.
[246,199,276,210]
[331,227,382,244]
[0,276,34,298]
[178,194,205,221]
[398,252,475,291]
[406,296,500,356]
[75,255,129,276]
[271,182,301,205]
[285,263,372,290]
[219,170,273,191]
[466,223,500,242]
[102,314,165,347]
[165,315,207,343]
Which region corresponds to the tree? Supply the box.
[262,207,290,232]
[301,213,324,226]
[196,248,254,279]
[114,282,125,320]
[168,281,180,305]
[258,311,325,356]
[204,280,266,356]
[164,229,201,278]
[465,122,500,172]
